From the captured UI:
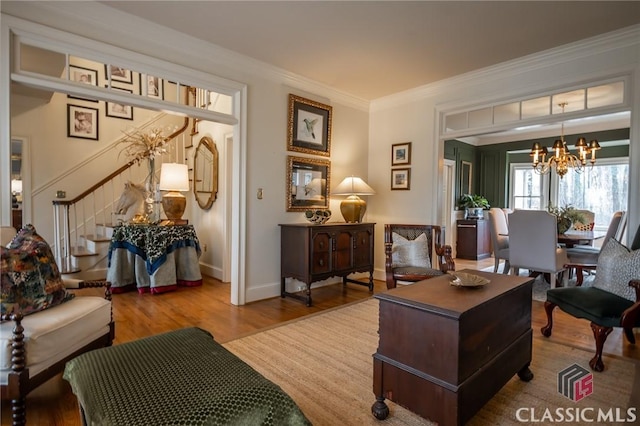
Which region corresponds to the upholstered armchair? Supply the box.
[488,208,509,274]
[508,210,569,288]
[542,237,640,372]
[1,225,115,426]
[384,224,455,289]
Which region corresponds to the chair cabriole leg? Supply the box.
[541,301,556,337]
[589,323,612,372]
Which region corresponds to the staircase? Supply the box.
[55,117,192,281]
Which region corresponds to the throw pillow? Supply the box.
[591,238,640,302]
[391,232,431,268]
[1,224,74,316]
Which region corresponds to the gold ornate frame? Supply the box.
[286,156,331,211]
[287,94,332,157]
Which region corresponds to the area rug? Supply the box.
[224,299,637,426]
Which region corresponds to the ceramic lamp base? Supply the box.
[161,192,186,220]
[340,195,366,223]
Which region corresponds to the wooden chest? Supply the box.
[372,270,534,425]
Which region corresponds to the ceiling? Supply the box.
[99,1,640,101]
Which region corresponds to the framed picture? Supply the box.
[287,94,332,157]
[287,156,331,211]
[68,65,98,102]
[391,168,411,190]
[105,64,133,84]
[106,87,133,120]
[460,160,472,196]
[68,104,98,140]
[145,75,164,99]
[392,142,412,166]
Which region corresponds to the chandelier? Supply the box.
[530,102,600,178]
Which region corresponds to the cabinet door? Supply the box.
[333,230,353,271]
[311,231,331,274]
[353,228,372,268]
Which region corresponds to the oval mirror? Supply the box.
[193,136,218,210]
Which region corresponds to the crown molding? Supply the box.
[371,24,640,112]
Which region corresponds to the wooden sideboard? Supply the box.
[279,222,375,306]
[456,219,491,260]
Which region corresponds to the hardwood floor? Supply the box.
[2,257,639,425]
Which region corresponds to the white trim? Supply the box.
[0,19,11,226]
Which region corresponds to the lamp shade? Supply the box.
[159,163,189,192]
[333,176,375,196]
[333,176,375,223]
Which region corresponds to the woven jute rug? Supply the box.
[224,299,638,426]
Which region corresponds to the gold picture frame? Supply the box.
[286,156,331,211]
[287,94,332,157]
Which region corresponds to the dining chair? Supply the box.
[488,208,509,273]
[566,211,626,285]
[572,209,595,232]
[508,210,569,289]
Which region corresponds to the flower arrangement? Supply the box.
[117,127,169,164]
[548,204,586,234]
[458,194,490,210]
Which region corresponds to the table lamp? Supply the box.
[159,163,190,221]
[333,176,375,223]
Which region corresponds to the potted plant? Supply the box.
[458,194,490,219]
[548,204,586,234]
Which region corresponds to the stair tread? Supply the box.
[71,246,99,257]
[83,233,112,243]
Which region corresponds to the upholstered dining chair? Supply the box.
[541,236,640,372]
[566,211,626,285]
[384,224,455,289]
[488,208,509,274]
[508,210,569,289]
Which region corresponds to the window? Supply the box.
[555,158,629,230]
[509,158,629,232]
[510,164,547,210]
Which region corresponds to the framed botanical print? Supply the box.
[287,156,331,211]
[391,168,411,190]
[391,142,412,166]
[68,104,99,140]
[287,94,332,157]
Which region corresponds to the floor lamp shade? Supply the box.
[333,176,375,223]
[159,163,189,220]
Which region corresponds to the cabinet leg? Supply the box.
[517,364,534,382]
[280,278,286,298]
[371,396,389,420]
[305,284,312,307]
[368,272,374,291]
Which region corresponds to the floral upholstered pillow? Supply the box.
[591,238,640,302]
[391,232,431,268]
[0,224,74,316]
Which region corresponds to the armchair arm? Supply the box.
[434,244,455,272]
[563,261,597,287]
[384,242,394,284]
[64,279,112,301]
[620,280,640,330]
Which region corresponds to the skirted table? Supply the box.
[107,224,202,294]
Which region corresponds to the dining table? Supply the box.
[557,230,605,248]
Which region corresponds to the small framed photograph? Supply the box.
[392,142,412,166]
[105,64,133,84]
[106,87,133,120]
[145,75,164,99]
[287,94,332,157]
[287,156,331,211]
[68,65,98,102]
[391,168,411,190]
[68,104,98,140]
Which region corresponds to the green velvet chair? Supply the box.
[541,235,640,372]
